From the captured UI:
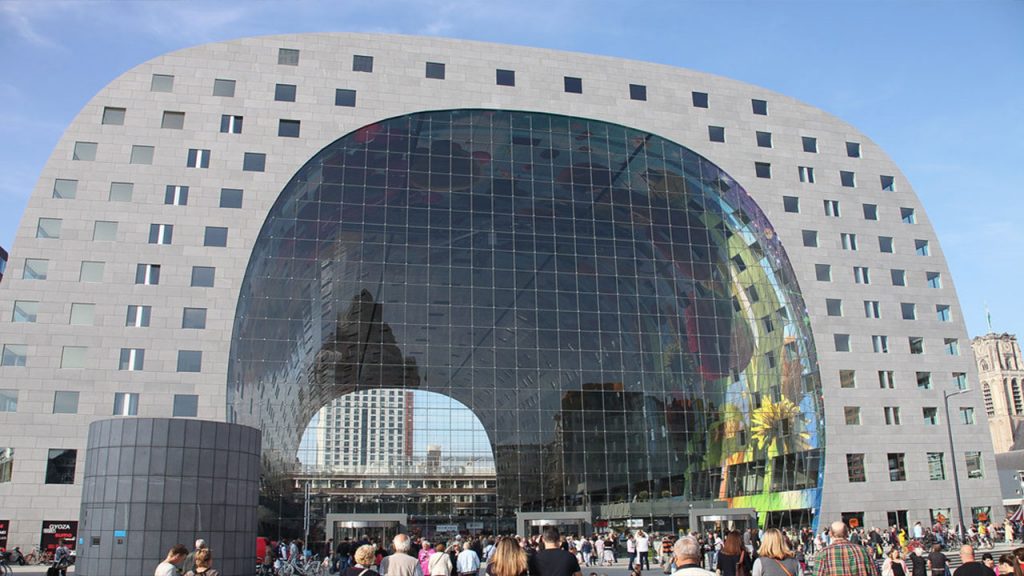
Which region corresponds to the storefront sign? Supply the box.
[41,520,78,551]
[466,522,484,531]
[435,524,459,533]
[0,520,9,549]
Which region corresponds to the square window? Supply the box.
[754,162,771,178]
[53,179,77,199]
[0,390,17,412]
[879,370,895,389]
[864,300,880,318]
[834,334,850,352]
[937,305,952,322]
[161,111,184,129]
[278,48,300,66]
[113,392,139,416]
[840,370,856,389]
[879,236,894,253]
[901,207,917,224]
[756,131,772,148]
[815,264,831,282]
[353,54,374,72]
[177,350,203,373]
[135,263,160,285]
[798,166,815,183]
[884,407,902,425]
[844,406,861,425]
[965,451,983,478]
[119,348,145,371]
[60,347,86,369]
[150,74,174,92]
[45,449,77,484]
[802,136,817,153]
[219,188,243,209]
[173,394,199,417]
[840,171,856,187]
[220,114,243,134]
[915,239,931,256]
[629,84,647,101]
[783,196,800,213]
[130,145,154,165]
[909,336,925,354]
[191,266,215,287]
[213,78,235,97]
[960,408,976,425]
[274,83,296,102]
[847,454,866,482]
[165,185,189,205]
[873,335,890,353]
[335,89,357,107]
[692,91,709,108]
[1,345,26,367]
[751,99,768,115]
[109,181,133,202]
[891,269,907,287]
[953,372,968,390]
[708,126,725,142]
[945,338,960,356]
[125,305,151,327]
[69,303,95,326]
[564,76,582,93]
[182,307,207,329]
[928,453,946,481]
[243,152,266,172]
[204,226,228,247]
[148,223,173,245]
[888,453,906,481]
[186,148,210,168]
[825,200,841,218]
[12,301,38,323]
[93,221,117,241]
[927,272,942,289]
[847,141,861,158]
[23,258,48,280]
[863,204,878,220]
[53,390,79,412]
[901,302,917,320]
[854,266,870,284]
[79,261,104,283]
[917,372,932,390]
[425,62,446,79]
[102,107,126,125]
[826,299,843,317]
[73,141,97,161]
[36,218,62,239]
[279,119,301,138]
[881,175,896,191]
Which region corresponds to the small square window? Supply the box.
[692,91,709,108]
[888,453,906,481]
[165,185,189,205]
[278,48,300,66]
[191,266,215,287]
[945,338,960,356]
[854,267,870,284]
[73,141,97,161]
[847,453,866,483]
[279,119,301,138]
[879,236,894,253]
[798,166,815,183]
[917,372,933,390]
[130,145,154,165]
[148,223,173,245]
[173,394,199,417]
[802,230,818,247]
[243,152,266,172]
[846,141,861,158]
[23,259,48,280]
[79,261,104,283]
[69,303,95,326]
[204,226,228,247]
[177,350,203,373]
[12,301,38,323]
[161,111,185,129]
[825,200,841,218]
[182,308,207,329]
[961,408,976,426]
[496,69,516,86]
[880,175,896,191]
[213,78,235,97]
[335,89,356,107]
[879,370,895,389]
[425,62,446,79]
[864,300,880,319]
[926,272,942,289]
[274,83,297,102]
[220,188,243,209]
[629,84,647,101]
[783,196,800,213]
[841,233,858,250]
[834,334,850,352]
[53,179,77,199]
[953,373,968,390]
[0,389,18,412]
[892,269,907,286]
[150,74,174,92]
[60,347,87,370]
[915,239,931,256]
[901,302,917,320]
[751,99,768,115]
[840,370,856,389]
[563,76,582,94]
[909,336,925,354]
[110,181,133,202]
[815,264,831,282]
[884,407,902,426]
[756,131,772,148]
[135,263,160,285]
[113,392,139,416]
[826,299,843,317]
[119,348,145,371]
[1,345,27,367]
[45,449,77,484]
[36,218,62,239]
[353,55,374,72]
[840,171,856,187]
[708,126,725,143]
[93,221,117,241]
[186,149,210,168]
[901,207,917,224]
[873,335,890,354]
[220,115,243,134]
[102,107,126,125]
[754,162,771,178]
[125,305,151,328]
[844,406,861,425]
[937,305,952,322]
[863,204,878,220]
[802,136,817,153]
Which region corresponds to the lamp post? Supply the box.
[943,388,969,534]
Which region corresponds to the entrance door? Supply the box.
[526,519,585,537]
[332,521,401,546]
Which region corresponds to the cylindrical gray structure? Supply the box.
[77,418,261,576]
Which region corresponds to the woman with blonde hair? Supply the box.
[751,529,799,576]
[485,537,527,576]
[185,548,220,576]
[345,545,380,576]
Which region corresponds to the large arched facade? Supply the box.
[228,109,823,521]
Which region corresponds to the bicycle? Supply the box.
[1,554,13,576]
[23,547,46,566]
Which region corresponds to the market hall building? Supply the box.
[0,33,1000,574]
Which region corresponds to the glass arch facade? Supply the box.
[228,109,823,522]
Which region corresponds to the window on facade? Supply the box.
[826,299,843,317]
[901,207,917,224]
[783,196,800,213]
[953,373,968,391]
[165,185,188,205]
[873,335,890,354]
[274,83,296,102]
[173,394,199,417]
[834,334,850,352]
[915,239,931,256]
[965,452,983,478]
[130,145,154,165]
[186,149,210,168]
[887,453,906,481]
[23,259,48,280]
[93,221,117,241]
[879,236,894,253]
[0,390,15,412]
[220,114,243,134]
[936,305,951,322]
[135,264,160,285]
[884,407,902,425]
[798,166,815,183]
[563,76,582,93]
[1,345,26,367]
[891,269,907,286]
[59,347,85,369]
[12,301,38,323]
[352,54,373,72]
[149,224,173,245]
[161,111,185,129]
[802,230,818,247]
[926,453,946,480]
[177,350,202,373]
[847,454,866,482]
[880,175,896,191]
[335,89,357,107]
[755,162,771,178]
[859,205,878,222]
[824,200,841,217]
[945,338,960,356]
[960,407,976,425]
[847,141,862,158]
[756,131,772,148]
[79,261,104,283]
[53,391,79,413]
[629,84,647,101]
[840,171,856,187]
[182,307,207,329]
[151,74,174,92]
[53,178,77,199]
[126,305,151,327]
[923,407,939,426]
[213,78,235,97]
[204,227,228,247]
[708,126,725,142]
[73,141,97,161]
[840,370,856,388]
[220,188,243,208]
[36,218,62,239]
[0,447,12,481]
[751,99,768,115]
[854,266,870,284]
[908,337,924,354]
[864,300,880,319]
[802,136,817,153]
[690,91,709,108]
[113,392,139,416]
[815,264,831,282]
[191,266,215,287]
[243,152,266,172]
[926,272,942,289]
[495,69,515,86]
[102,106,126,125]
[278,47,300,65]
[69,303,94,326]
[45,449,77,484]
[901,302,917,320]
[279,119,301,138]
[119,348,145,371]
[110,181,133,202]
[425,62,445,79]
[879,370,895,389]
[844,406,861,425]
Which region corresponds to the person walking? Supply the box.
[882,549,909,576]
[814,521,880,576]
[429,543,453,576]
[927,545,949,576]
[457,542,480,576]
[750,529,799,576]
[952,545,996,576]
[527,527,582,576]
[419,541,435,576]
[347,545,382,576]
[628,536,637,571]
[669,536,716,576]
[381,534,424,576]
[184,548,220,576]
[716,532,746,576]
[155,545,188,576]
[636,531,650,571]
[182,539,208,575]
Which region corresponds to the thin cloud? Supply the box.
[0,1,63,48]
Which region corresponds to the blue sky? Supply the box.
[0,0,1021,338]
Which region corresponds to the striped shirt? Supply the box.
[815,540,880,576]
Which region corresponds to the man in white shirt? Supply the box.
[154,544,188,576]
[456,542,480,576]
[670,537,716,576]
[636,531,650,571]
[380,534,424,576]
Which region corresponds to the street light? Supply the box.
[943,388,969,534]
